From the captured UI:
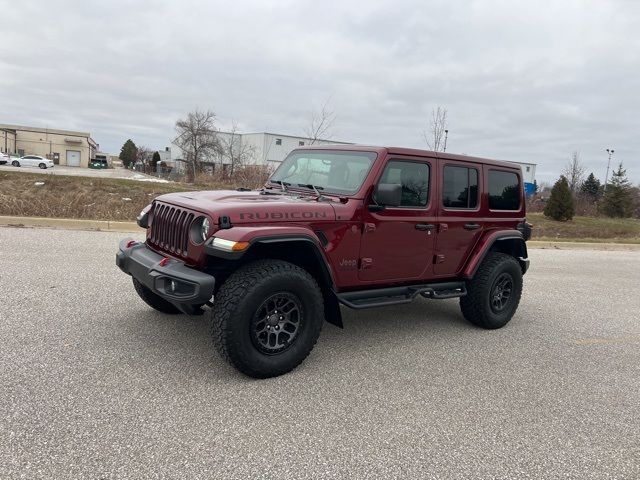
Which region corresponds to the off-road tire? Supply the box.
[11,160,20,167]
[211,259,324,378]
[132,278,181,314]
[460,252,522,329]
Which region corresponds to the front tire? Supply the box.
[132,278,181,314]
[39,163,47,169]
[11,160,20,167]
[211,260,324,378]
[460,252,523,329]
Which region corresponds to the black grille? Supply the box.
[148,203,194,256]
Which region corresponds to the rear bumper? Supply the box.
[116,238,215,315]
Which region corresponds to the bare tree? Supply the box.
[135,145,152,171]
[174,109,221,182]
[303,98,336,145]
[220,121,256,176]
[422,106,448,152]
[562,151,586,193]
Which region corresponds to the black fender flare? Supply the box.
[205,234,343,328]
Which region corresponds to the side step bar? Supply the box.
[337,281,467,310]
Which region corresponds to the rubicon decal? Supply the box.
[239,211,328,220]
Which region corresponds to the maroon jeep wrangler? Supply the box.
[117,146,531,378]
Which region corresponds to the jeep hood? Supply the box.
[154,189,337,224]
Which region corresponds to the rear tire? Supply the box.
[39,163,46,169]
[11,160,20,167]
[211,259,324,378]
[460,252,523,329]
[132,278,181,314]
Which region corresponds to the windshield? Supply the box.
[269,150,377,195]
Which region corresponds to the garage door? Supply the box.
[66,150,81,167]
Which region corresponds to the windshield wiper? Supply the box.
[297,184,326,199]
[270,180,290,192]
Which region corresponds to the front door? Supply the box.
[358,158,436,282]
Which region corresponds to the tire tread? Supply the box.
[211,259,323,377]
[460,252,522,329]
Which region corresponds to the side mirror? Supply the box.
[373,183,402,208]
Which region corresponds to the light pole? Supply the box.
[443,129,449,152]
[604,148,614,191]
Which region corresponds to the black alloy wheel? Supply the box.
[490,272,513,313]
[251,292,302,354]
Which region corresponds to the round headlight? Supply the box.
[201,217,210,241]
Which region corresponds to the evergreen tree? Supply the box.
[580,172,602,200]
[544,175,575,221]
[151,151,161,170]
[119,139,137,168]
[600,163,633,218]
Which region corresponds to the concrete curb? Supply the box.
[0,215,139,233]
[1,216,639,250]
[527,240,640,251]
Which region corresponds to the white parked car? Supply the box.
[12,155,55,169]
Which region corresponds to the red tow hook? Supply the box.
[159,257,170,267]
[126,240,137,248]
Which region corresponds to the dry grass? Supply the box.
[0,171,217,221]
[529,213,640,243]
[0,168,273,221]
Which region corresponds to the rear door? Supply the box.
[434,159,484,276]
[358,157,437,282]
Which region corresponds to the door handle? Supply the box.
[415,223,435,231]
[463,223,481,230]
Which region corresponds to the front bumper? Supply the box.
[116,238,215,315]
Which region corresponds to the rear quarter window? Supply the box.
[488,170,520,210]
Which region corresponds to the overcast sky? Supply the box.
[1,0,639,184]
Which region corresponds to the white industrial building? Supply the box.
[167,130,536,194]
[168,131,350,172]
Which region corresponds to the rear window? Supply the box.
[488,170,520,210]
[443,165,478,209]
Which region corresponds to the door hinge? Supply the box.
[434,254,445,264]
[363,223,376,233]
[439,223,448,232]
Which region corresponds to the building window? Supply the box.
[299,141,305,146]
[488,170,520,210]
[526,166,530,172]
[443,165,479,209]
[275,138,282,145]
[18,149,24,156]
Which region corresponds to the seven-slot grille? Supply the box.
[148,202,195,256]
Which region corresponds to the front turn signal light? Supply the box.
[211,237,250,252]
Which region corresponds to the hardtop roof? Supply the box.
[292,144,526,170]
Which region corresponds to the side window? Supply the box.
[489,170,520,210]
[443,165,479,209]
[379,161,430,207]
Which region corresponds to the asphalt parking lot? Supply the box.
[1,227,639,479]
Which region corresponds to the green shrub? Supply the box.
[544,175,575,221]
